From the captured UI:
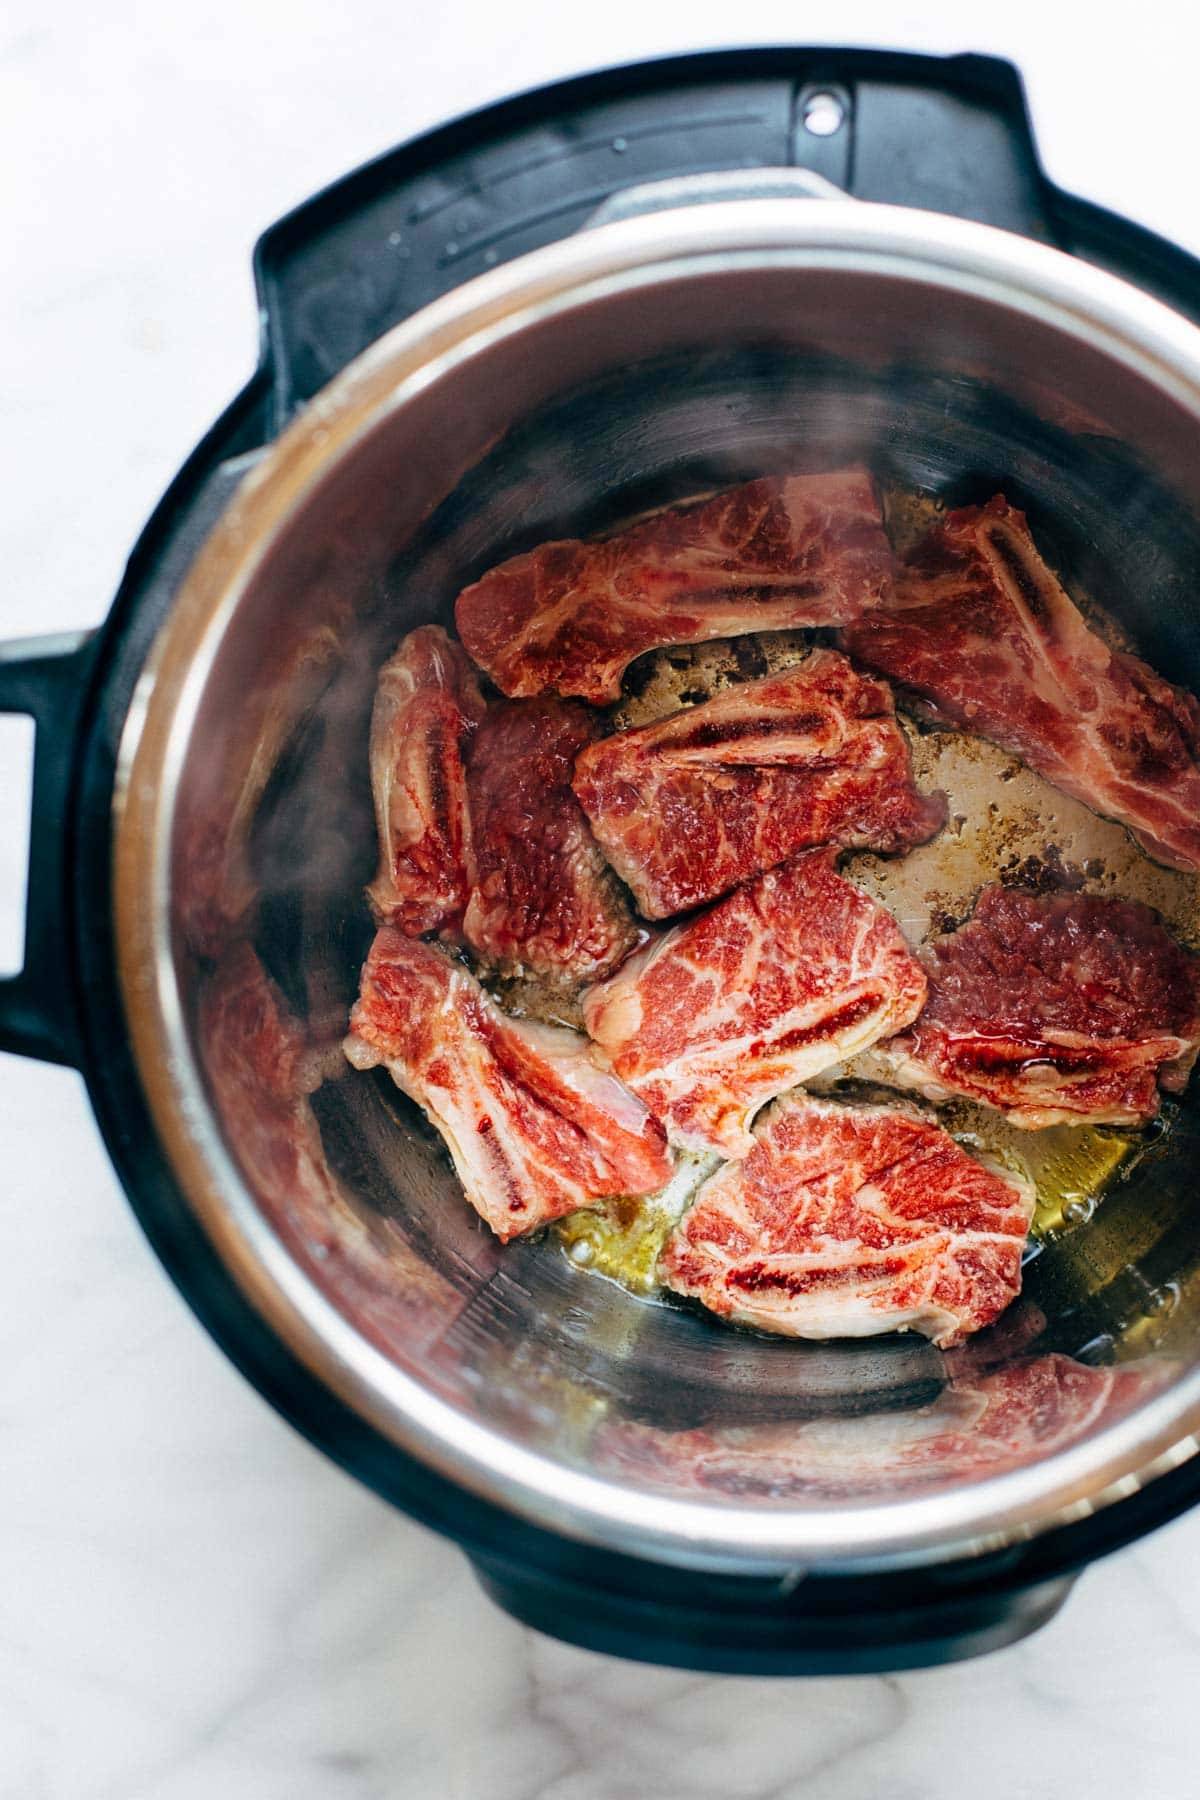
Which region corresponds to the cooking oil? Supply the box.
[554,1152,719,1294]
[932,1098,1146,1241]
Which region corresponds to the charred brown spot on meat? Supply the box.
[985,526,1053,626]
[1122,727,1181,784]
[732,638,771,681]
[673,712,826,751]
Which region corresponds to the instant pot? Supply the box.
[8,48,1200,1674]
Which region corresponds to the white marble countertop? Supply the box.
[4,4,1200,1794]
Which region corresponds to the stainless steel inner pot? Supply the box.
[114,194,1200,1575]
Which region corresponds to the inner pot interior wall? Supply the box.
[177,257,1200,1509]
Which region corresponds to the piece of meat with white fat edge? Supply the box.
[366,625,486,933]
[345,930,672,1241]
[572,650,946,918]
[658,1091,1034,1348]
[880,883,1200,1128]
[582,850,927,1158]
[456,469,892,704]
[462,696,639,981]
[842,495,1200,871]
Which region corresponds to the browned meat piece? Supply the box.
[366,625,486,933]
[583,850,927,1157]
[456,470,891,703]
[842,495,1200,870]
[463,697,639,981]
[659,1091,1034,1348]
[345,930,672,1240]
[572,650,945,918]
[882,884,1200,1128]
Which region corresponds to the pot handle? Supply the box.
[583,165,846,232]
[0,631,96,1067]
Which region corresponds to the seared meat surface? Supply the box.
[843,496,1200,871]
[573,649,945,918]
[463,697,638,981]
[659,1091,1034,1348]
[456,469,891,703]
[346,930,671,1240]
[583,850,927,1157]
[881,883,1200,1127]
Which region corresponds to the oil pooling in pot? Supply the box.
[928,1098,1156,1243]
[555,1151,719,1293]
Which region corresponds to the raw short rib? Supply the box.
[582,850,927,1156]
[456,469,891,703]
[345,931,671,1240]
[842,495,1200,870]
[658,1092,1034,1347]
[572,650,946,917]
[366,625,486,932]
[463,697,639,981]
[884,883,1200,1128]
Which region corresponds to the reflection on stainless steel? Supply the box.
[180,619,348,958]
[199,942,466,1381]
[114,198,1200,1569]
[592,1354,1176,1504]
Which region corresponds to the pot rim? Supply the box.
[113,196,1200,1573]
